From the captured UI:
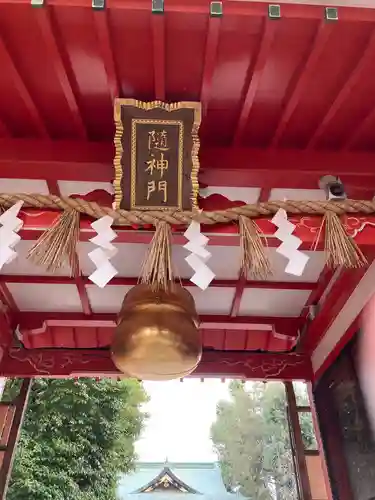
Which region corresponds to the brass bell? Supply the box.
[111,284,201,381]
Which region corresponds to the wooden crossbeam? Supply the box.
[0,139,374,194]
[0,348,312,381]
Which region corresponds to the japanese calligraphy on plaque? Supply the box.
[113,99,201,211]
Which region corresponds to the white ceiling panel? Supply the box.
[58,181,114,197]
[8,283,82,312]
[269,188,325,201]
[266,249,326,283]
[2,241,71,276]
[0,178,49,194]
[188,286,235,315]
[78,243,242,280]
[239,288,310,317]
[86,285,132,313]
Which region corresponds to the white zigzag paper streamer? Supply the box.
[88,215,118,288]
[0,201,24,270]
[183,221,215,290]
[272,209,309,277]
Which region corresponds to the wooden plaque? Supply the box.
[114,99,201,211]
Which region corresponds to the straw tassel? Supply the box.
[140,222,173,291]
[27,210,80,275]
[239,216,271,280]
[322,212,367,269]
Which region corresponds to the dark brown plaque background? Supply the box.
[131,119,182,209]
[114,100,201,211]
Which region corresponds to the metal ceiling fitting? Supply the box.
[92,0,105,9]
[268,4,281,19]
[307,304,318,321]
[152,0,164,14]
[319,175,347,200]
[210,1,223,17]
[325,7,338,21]
[31,0,44,7]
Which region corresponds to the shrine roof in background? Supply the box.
[1,0,375,381]
[117,462,240,498]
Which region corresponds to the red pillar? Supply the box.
[307,383,333,500]
[285,382,334,500]
[285,382,312,500]
[0,305,34,498]
[0,379,32,499]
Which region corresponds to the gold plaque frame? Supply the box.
[113,99,201,211]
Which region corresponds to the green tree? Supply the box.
[6,378,148,500]
[211,381,315,500]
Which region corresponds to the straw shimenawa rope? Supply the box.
[322,212,368,269]
[0,194,374,225]
[140,222,174,291]
[28,210,80,275]
[239,216,271,280]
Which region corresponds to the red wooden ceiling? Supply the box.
[0,0,374,372]
[0,0,374,151]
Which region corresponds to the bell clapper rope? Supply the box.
[140,221,174,292]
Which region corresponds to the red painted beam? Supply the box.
[0,36,49,138]
[94,10,120,101]
[200,316,302,337]
[230,275,246,317]
[308,28,375,149]
[1,274,316,291]
[18,223,317,249]
[233,20,277,146]
[307,266,333,306]
[199,148,375,191]
[0,307,13,345]
[300,251,375,354]
[1,0,373,22]
[73,272,92,316]
[271,21,333,147]
[0,346,312,380]
[152,13,166,101]
[33,8,87,140]
[46,179,60,196]
[246,0,375,7]
[0,282,18,314]
[0,117,9,138]
[15,312,302,338]
[0,139,375,191]
[258,188,271,202]
[0,379,32,499]
[300,266,334,322]
[16,209,375,250]
[314,317,360,381]
[0,139,112,181]
[200,14,221,115]
[345,105,375,151]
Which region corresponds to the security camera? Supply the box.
[319,175,347,201]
